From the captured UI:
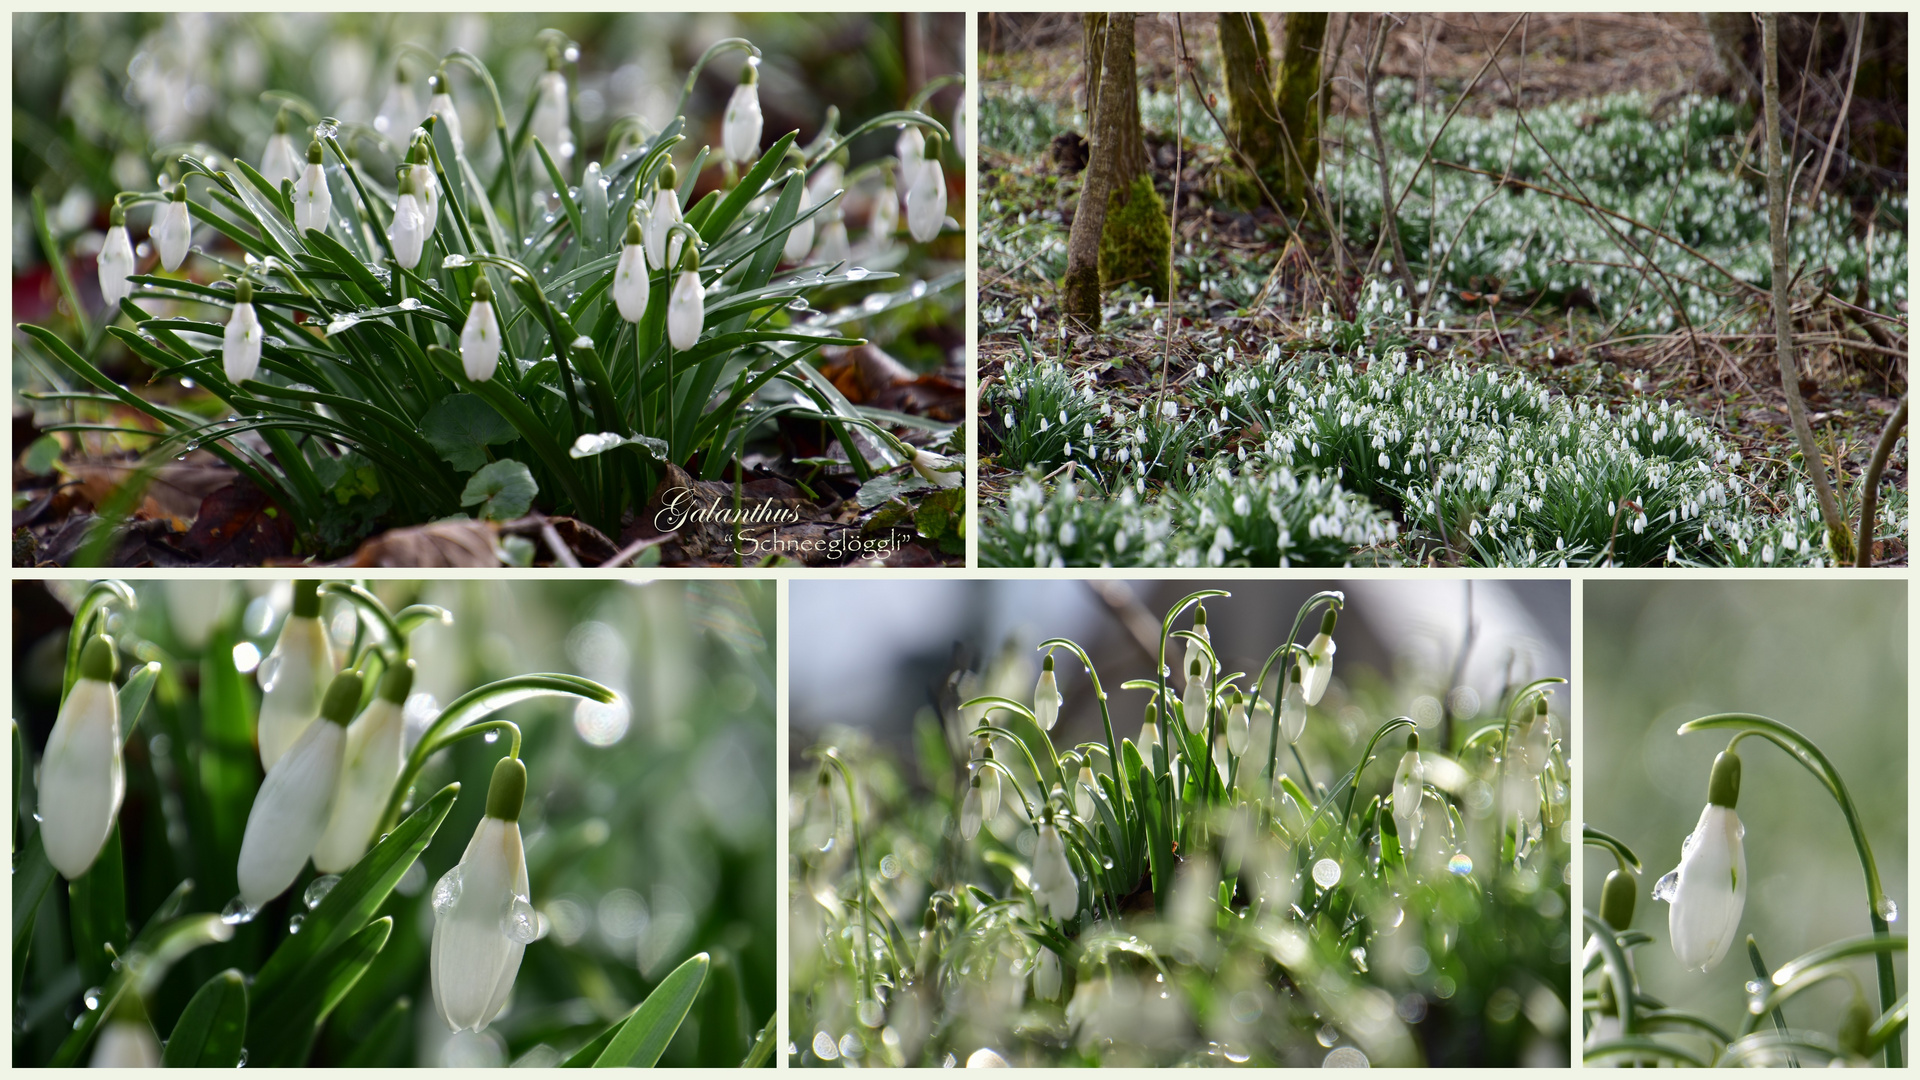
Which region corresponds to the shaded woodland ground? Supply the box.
[979,13,1907,567]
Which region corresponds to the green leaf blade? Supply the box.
[162,969,249,1067]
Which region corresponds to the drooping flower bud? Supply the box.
[644,168,683,272]
[896,125,925,173]
[1297,608,1338,706]
[1657,750,1746,971]
[910,448,963,489]
[1184,604,1213,688]
[1033,653,1061,731]
[1074,765,1095,821]
[432,756,534,1033]
[667,256,705,351]
[1030,817,1078,922]
[293,140,332,235]
[722,62,764,164]
[905,133,946,243]
[154,189,192,272]
[460,277,501,382]
[1032,945,1062,1001]
[613,216,649,323]
[529,52,572,177]
[40,635,124,880]
[223,280,264,384]
[1280,664,1307,744]
[408,140,442,238]
[312,662,411,874]
[260,109,299,189]
[1392,733,1424,854]
[1181,656,1207,733]
[236,670,361,909]
[783,163,815,264]
[958,771,985,841]
[98,203,135,310]
[257,580,336,770]
[1225,690,1250,755]
[428,68,464,153]
[374,64,421,138]
[388,171,428,270]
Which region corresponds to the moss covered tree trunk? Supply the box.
[1218,13,1327,212]
[1063,12,1171,326]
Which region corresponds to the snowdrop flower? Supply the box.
[644,167,683,271]
[40,635,124,880]
[1032,945,1062,1001]
[292,140,332,234]
[1137,705,1160,749]
[1296,608,1338,706]
[154,189,192,272]
[958,771,988,840]
[408,141,441,237]
[1392,734,1424,853]
[1657,751,1746,971]
[613,217,649,323]
[1280,664,1307,744]
[721,62,763,164]
[870,168,899,249]
[237,671,359,909]
[1034,653,1062,731]
[89,1003,161,1068]
[1030,816,1078,921]
[98,204,135,310]
[427,68,463,153]
[782,155,816,262]
[814,219,850,266]
[897,125,925,173]
[905,134,947,243]
[222,280,264,384]
[910,448,963,488]
[432,756,534,1033]
[667,257,705,351]
[312,661,411,873]
[1074,765,1096,820]
[1181,656,1209,734]
[257,580,336,770]
[1184,604,1213,688]
[459,277,501,382]
[529,54,572,176]
[1225,690,1250,755]
[374,65,421,138]
[260,110,299,189]
[388,171,428,270]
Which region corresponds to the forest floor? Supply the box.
[978,13,1907,567]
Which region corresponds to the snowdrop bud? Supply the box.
[40,636,124,880]
[409,141,441,237]
[815,219,850,266]
[1184,604,1213,688]
[1138,704,1160,749]
[257,580,336,770]
[1032,945,1062,1001]
[613,218,649,323]
[237,671,360,909]
[428,69,463,153]
[374,65,421,137]
[906,135,947,243]
[432,756,532,1033]
[1657,751,1746,971]
[646,176,683,271]
[530,55,572,177]
[98,204,135,310]
[1297,608,1338,706]
[388,174,427,270]
[1074,766,1095,820]
[1225,691,1249,755]
[897,125,925,172]
[155,189,192,272]
[89,1002,161,1068]
[261,110,299,189]
[722,63,763,164]
[1392,734,1423,853]
[312,662,411,874]
[910,448,962,488]
[1281,664,1307,744]
[668,260,705,351]
[223,280,264,384]
[959,772,985,840]
[1034,654,1062,731]
[293,140,332,235]
[1181,656,1208,734]
[460,277,502,382]
[1031,818,1078,921]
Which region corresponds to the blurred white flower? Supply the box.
[668,269,705,351]
[40,636,124,880]
[237,671,359,908]
[721,65,763,164]
[459,280,501,383]
[223,281,264,384]
[257,581,336,770]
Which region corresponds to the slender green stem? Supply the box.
[1583,910,1639,1036]
[819,750,874,1014]
[1038,637,1130,823]
[1745,936,1796,1062]
[1341,716,1416,830]
[316,583,406,658]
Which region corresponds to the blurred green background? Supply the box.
[1583,580,1907,1039]
[12,578,775,1067]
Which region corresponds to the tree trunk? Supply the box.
[1762,13,1853,564]
[1274,13,1329,210]
[1218,14,1284,186]
[1064,12,1168,324]
[1082,13,1106,129]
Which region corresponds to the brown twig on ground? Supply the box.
[1363,14,1420,302]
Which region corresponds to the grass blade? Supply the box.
[251,916,393,1067]
[68,825,128,989]
[563,951,710,1067]
[162,969,248,1067]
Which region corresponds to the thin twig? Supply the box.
[1855,393,1908,567]
[1806,14,1865,204]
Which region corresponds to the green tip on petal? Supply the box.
[378,659,415,704]
[1288,663,1302,684]
[109,202,127,227]
[486,756,528,821]
[1406,730,1418,753]
[472,275,494,303]
[1707,750,1741,809]
[660,162,678,190]
[1188,656,1202,677]
[80,635,119,682]
[624,217,644,246]
[1535,695,1549,715]
[306,139,324,164]
[234,279,254,305]
[292,579,321,617]
[320,671,364,726]
[1194,603,1207,627]
[274,109,289,134]
[1144,702,1158,725]
[1320,608,1339,635]
[1042,652,1055,673]
[740,62,758,85]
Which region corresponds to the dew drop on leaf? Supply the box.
[1878,897,1899,922]
[304,874,341,910]
[287,914,304,934]
[83,987,102,1010]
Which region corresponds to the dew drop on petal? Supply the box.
[256,653,284,692]
[1447,853,1474,876]
[503,896,542,943]
[1652,869,1680,903]
[433,866,464,915]
[304,874,341,910]
[221,896,259,925]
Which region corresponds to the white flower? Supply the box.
[313,663,410,873]
[154,194,192,272]
[223,281,264,384]
[1032,945,1062,1001]
[1225,692,1249,755]
[374,67,421,138]
[1280,666,1307,744]
[530,67,572,176]
[292,143,333,235]
[1659,752,1746,972]
[164,580,232,650]
[1181,656,1208,733]
[784,184,815,262]
[237,671,358,909]
[260,118,300,190]
[911,448,962,488]
[459,279,501,382]
[98,220,135,310]
[1392,746,1424,853]
[613,220,649,323]
[39,636,124,880]
[413,162,441,238]
[89,1017,161,1068]
[896,125,925,173]
[1033,655,1062,731]
[432,757,533,1033]
[1030,821,1078,921]
[721,67,763,164]
[257,582,336,770]
[645,180,684,272]
[959,774,986,840]
[388,187,427,270]
[668,268,705,351]
[906,155,946,243]
[870,174,899,249]
[1297,611,1338,706]
[428,74,463,153]
[1074,765,1095,820]
[814,219,850,266]
[1184,605,1213,688]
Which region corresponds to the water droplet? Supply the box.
[1748,997,1767,1014]
[909,280,928,299]
[256,652,284,692]
[503,896,542,944]
[1652,869,1680,903]
[1316,1024,1339,1048]
[1878,897,1899,922]
[1745,980,1766,995]
[237,1048,248,1067]
[1447,853,1474,876]
[221,896,259,925]
[304,874,341,910]
[482,730,500,744]
[398,297,421,310]
[1312,858,1342,888]
[441,254,470,268]
[287,913,305,933]
[1350,947,1369,973]
[844,267,870,280]
[83,987,102,1010]
[857,999,885,1027]
[325,316,359,336]
[433,866,464,915]
[563,45,580,62]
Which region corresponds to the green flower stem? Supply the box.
[431,719,522,764]
[321,135,396,264]
[1037,637,1131,823]
[1744,936,1795,1060]
[1167,628,1224,810]
[974,757,1038,823]
[1252,591,1343,785]
[817,749,874,1016]
[1580,824,1642,875]
[1341,716,1416,830]
[62,580,137,698]
[1680,712,1901,1067]
[1154,590,1228,842]
[1743,934,1908,1036]
[376,673,615,836]
[444,49,523,243]
[1583,910,1639,1036]
[317,582,406,657]
[675,38,761,120]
